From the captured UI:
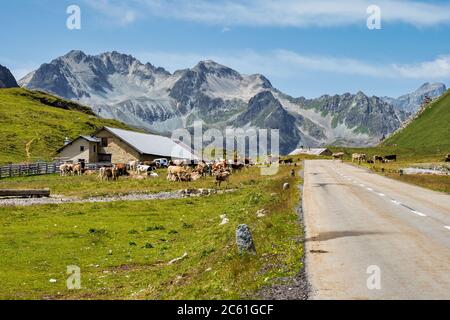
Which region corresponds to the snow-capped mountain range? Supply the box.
[19,50,447,154]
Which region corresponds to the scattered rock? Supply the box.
[168,252,188,265]
[220,214,229,225]
[256,209,268,218]
[283,183,290,190]
[236,224,256,254]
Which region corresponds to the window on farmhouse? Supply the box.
[80,146,85,152]
[101,138,108,147]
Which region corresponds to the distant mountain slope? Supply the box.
[382,82,446,114]
[19,50,440,152]
[0,65,19,88]
[383,89,450,151]
[0,88,131,164]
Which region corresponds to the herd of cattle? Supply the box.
[59,159,250,187]
[331,152,397,164]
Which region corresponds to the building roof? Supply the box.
[102,127,199,160]
[80,135,101,143]
[56,135,100,153]
[289,148,330,156]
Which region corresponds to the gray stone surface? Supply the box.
[236,224,256,254]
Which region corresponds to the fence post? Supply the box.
[9,164,12,178]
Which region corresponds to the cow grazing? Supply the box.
[72,164,82,176]
[83,169,97,176]
[128,160,138,172]
[191,172,201,181]
[212,160,227,174]
[332,152,344,160]
[214,170,231,188]
[384,155,397,162]
[137,164,155,174]
[59,164,72,176]
[167,165,189,182]
[98,167,118,181]
[373,155,383,163]
[352,153,367,163]
[114,163,128,176]
[194,162,207,177]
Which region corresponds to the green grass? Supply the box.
[0,167,279,198]
[383,89,450,152]
[0,88,132,164]
[0,166,304,299]
[326,147,450,193]
[325,91,450,193]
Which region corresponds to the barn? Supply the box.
[288,147,332,157]
[57,127,200,164]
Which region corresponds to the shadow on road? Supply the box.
[305,230,390,242]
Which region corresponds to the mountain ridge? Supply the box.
[0,65,19,88]
[18,50,447,153]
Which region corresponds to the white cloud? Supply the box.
[137,49,450,80]
[90,0,450,28]
[84,0,139,26]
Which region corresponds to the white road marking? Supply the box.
[377,193,386,197]
[444,226,450,231]
[391,200,401,205]
[366,187,374,192]
[411,210,427,217]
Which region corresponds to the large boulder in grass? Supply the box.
[236,224,256,254]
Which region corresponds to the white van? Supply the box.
[154,158,169,168]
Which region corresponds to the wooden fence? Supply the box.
[0,161,111,179]
[0,161,63,179]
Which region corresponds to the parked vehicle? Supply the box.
[154,158,169,168]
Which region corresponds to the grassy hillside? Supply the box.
[382,89,450,154]
[0,88,132,164]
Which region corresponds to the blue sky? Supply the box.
[1,0,450,98]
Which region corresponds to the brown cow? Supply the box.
[167,165,188,181]
[72,164,82,176]
[214,170,231,187]
[332,152,344,161]
[98,167,118,181]
[59,164,72,176]
[114,163,128,176]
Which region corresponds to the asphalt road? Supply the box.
[303,160,450,300]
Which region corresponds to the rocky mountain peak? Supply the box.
[383,82,447,113]
[0,65,19,88]
[193,60,242,79]
[18,50,445,152]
